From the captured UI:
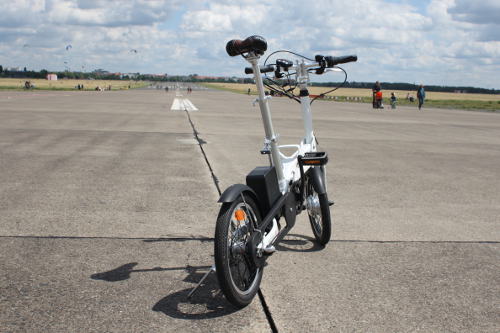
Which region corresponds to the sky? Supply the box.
[0,0,499,89]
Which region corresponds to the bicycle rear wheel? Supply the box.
[214,194,263,308]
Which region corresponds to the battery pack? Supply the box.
[246,166,281,215]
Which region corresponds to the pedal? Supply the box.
[263,245,276,255]
[298,152,328,166]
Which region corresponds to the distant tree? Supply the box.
[24,66,27,72]
[0,65,3,73]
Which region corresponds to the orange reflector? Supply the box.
[234,209,246,221]
[304,160,321,164]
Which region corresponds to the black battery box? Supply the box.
[246,166,281,216]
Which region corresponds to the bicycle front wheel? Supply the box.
[214,194,263,308]
[306,176,332,246]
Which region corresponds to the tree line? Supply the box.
[312,81,499,94]
[0,66,497,94]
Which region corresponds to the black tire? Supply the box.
[214,194,263,308]
[306,176,332,246]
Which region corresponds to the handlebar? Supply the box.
[226,36,357,78]
[315,54,357,68]
[324,55,357,67]
[243,54,357,76]
[226,35,267,56]
[244,65,275,75]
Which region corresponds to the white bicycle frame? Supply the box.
[246,53,318,194]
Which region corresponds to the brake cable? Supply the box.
[261,50,348,104]
[310,66,348,104]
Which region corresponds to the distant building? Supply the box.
[92,69,110,75]
[46,73,58,80]
[124,73,139,79]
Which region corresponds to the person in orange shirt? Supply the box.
[372,81,382,108]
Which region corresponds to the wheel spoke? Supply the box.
[226,202,259,293]
[215,195,264,307]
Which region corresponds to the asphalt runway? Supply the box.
[0,89,498,332]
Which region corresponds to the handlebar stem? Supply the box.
[295,61,314,145]
[296,60,310,87]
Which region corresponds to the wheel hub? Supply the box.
[306,194,321,217]
[231,241,246,255]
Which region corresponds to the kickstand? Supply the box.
[187,264,216,299]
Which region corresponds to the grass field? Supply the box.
[202,82,500,111]
[0,78,148,91]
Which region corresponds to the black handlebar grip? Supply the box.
[325,55,358,67]
[244,65,275,74]
[226,35,267,56]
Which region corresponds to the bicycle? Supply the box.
[214,35,357,308]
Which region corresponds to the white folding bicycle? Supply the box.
[214,36,357,307]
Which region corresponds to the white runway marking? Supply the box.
[171,97,198,111]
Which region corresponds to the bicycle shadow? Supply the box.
[91,263,238,319]
[152,274,239,320]
[276,233,324,252]
[90,263,212,283]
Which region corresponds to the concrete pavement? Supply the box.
[1,88,499,332]
[0,90,269,332]
[188,91,500,332]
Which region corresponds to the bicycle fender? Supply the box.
[309,167,327,195]
[218,184,260,205]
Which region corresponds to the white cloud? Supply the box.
[448,0,500,25]
[182,10,232,33]
[0,0,499,88]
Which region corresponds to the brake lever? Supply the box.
[325,68,343,72]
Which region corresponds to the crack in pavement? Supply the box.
[183,110,279,333]
[1,235,495,244]
[0,235,213,241]
[184,110,221,195]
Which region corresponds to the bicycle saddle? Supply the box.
[226,35,267,56]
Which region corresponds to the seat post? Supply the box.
[247,55,286,193]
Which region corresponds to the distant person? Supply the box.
[247,88,251,95]
[390,92,397,109]
[165,86,169,92]
[372,81,381,108]
[417,84,425,110]
[375,91,383,109]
